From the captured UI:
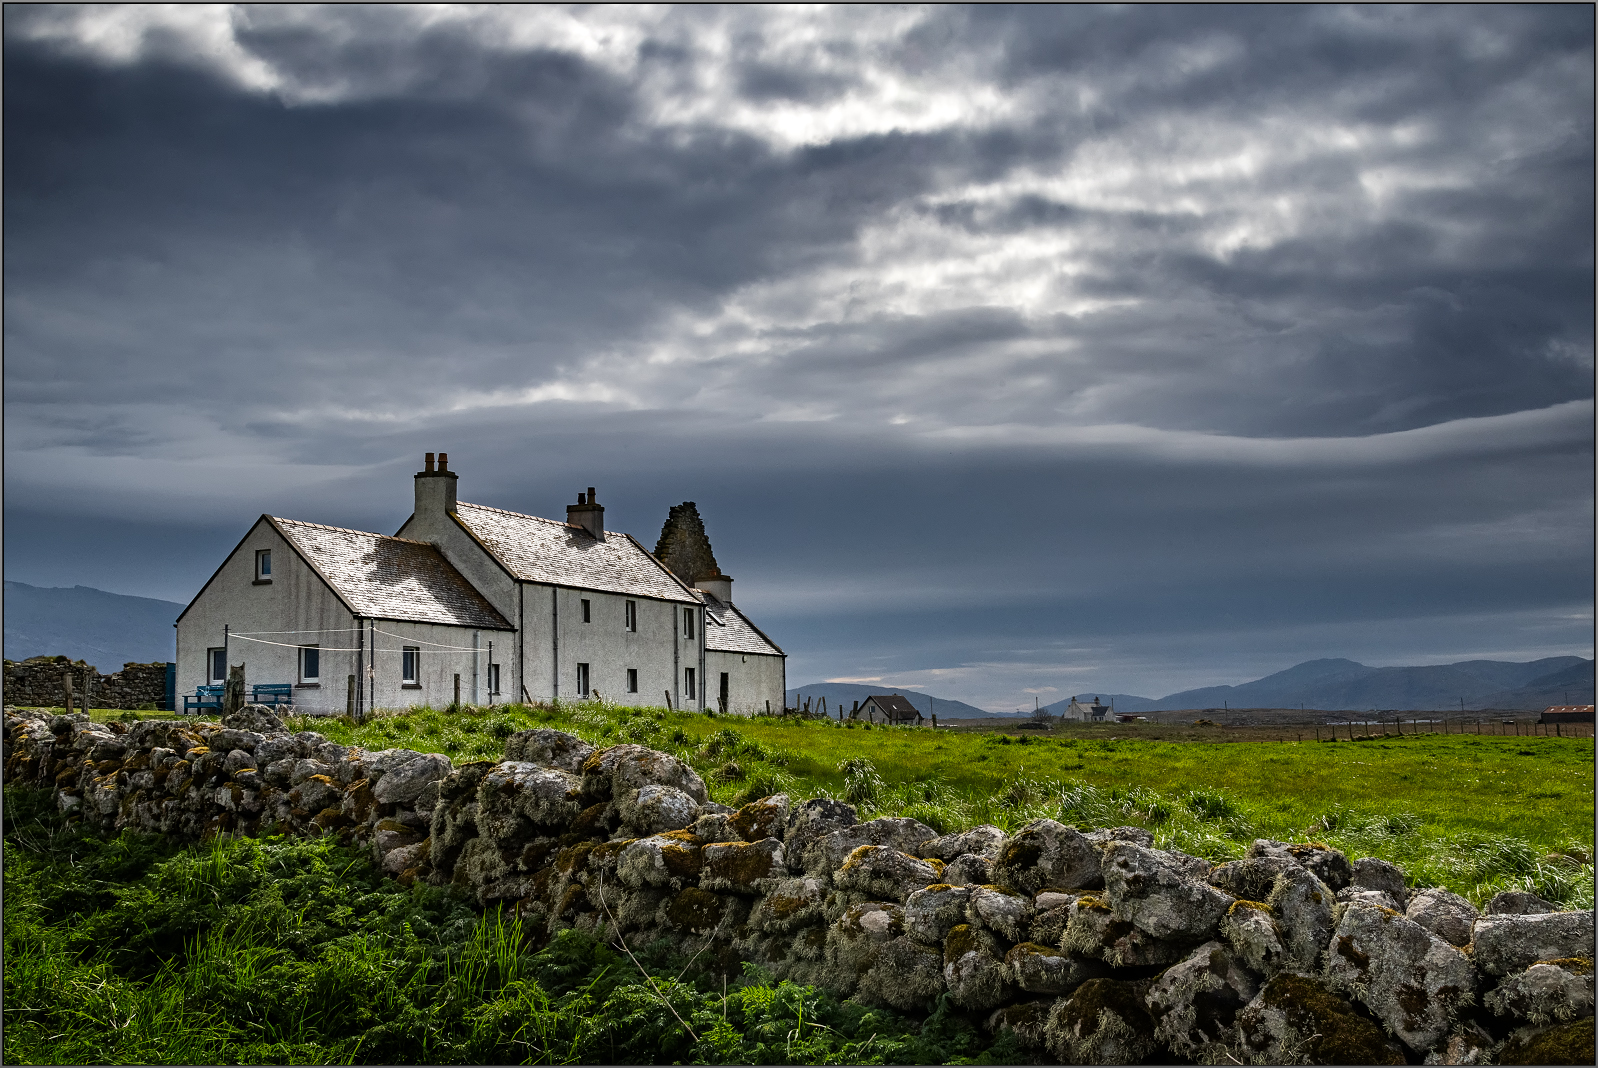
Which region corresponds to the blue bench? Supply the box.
[183,685,224,715]
[251,683,294,708]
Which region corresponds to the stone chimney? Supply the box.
[414,451,457,515]
[696,569,733,603]
[567,486,605,540]
[654,501,720,586]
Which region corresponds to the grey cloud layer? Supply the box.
[4,5,1591,706]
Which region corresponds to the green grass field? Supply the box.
[61,698,1596,907]
[250,700,1598,908]
[7,700,1592,1064]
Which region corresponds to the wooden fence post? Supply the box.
[62,672,75,715]
[453,674,461,711]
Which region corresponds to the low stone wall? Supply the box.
[4,656,169,710]
[4,705,1592,1065]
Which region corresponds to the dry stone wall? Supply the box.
[5,705,1593,1065]
[4,656,168,710]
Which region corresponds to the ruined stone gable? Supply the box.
[654,502,721,587]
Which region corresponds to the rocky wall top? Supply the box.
[4,706,1592,1065]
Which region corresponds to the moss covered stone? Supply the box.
[1499,1016,1595,1065]
[666,887,725,932]
[1238,972,1405,1065]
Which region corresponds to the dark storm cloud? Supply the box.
[4,5,1591,708]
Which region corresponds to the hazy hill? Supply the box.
[1151,656,1590,712]
[786,682,997,719]
[1478,660,1595,710]
[3,582,183,669]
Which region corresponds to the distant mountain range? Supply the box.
[1042,656,1593,715]
[6,581,1591,713]
[786,682,996,719]
[3,581,183,669]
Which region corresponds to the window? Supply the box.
[402,647,419,684]
[684,667,696,701]
[682,607,695,639]
[488,663,501,695]
[577,663,590,696]
[581,598,591,623]
[626,668,638,693]
[719,672,730,712]
[254,549,272,583]
[625,600,637,632]
[299,646,320,684]
[209,648,227,685]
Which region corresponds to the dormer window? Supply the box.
[254,549,272,584]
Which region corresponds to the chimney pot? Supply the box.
[437,452,449,472]
[567,485,605,539]
[588,486,596,502]
[425,452,435,473]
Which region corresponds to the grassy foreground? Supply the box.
[5,700,1592,1064]
[3,789,1010,1065]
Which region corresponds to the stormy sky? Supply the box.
[5,5,1593,708]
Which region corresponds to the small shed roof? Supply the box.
[273,517,512,630]
[453,502,698,603]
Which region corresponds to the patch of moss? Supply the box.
[658,841,703,881]
[707,841,776,887]
[556,840,597,874]
[1256,973,1404,1065]
[1054,977,1153,1036]
[1540,956,1595,975]
[998,836,1042,870]
[666,887,724,930]
[1500,1016,1595,1065]
[944,923,981,961]
[1075,895,1111,912]
[1229,898,1271,914]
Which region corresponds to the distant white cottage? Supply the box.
[1061,695,1111,722]
[175,454,785,716]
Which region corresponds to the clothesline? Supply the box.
[229,628,364,636]
[229,632,487,654]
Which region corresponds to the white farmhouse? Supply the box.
[175,453,785,716]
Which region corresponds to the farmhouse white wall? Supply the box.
[176,518,357,715]
[707,650,786,715]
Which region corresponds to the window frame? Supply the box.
[488,663,501,696]
[684,666,696,701]
[577,662,590,696]
[254,549,272,583]
[401,646,420,685]
[581,598,591,623]
[299,645,320,684]
[625,600,637,632]
[683,607,695,639]
[626,668,638,693]
[208,648,227,685]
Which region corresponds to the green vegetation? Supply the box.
[2,788,1013,1065]
[283,699,1594,908]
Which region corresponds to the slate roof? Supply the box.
[272,517,512,629]
[453,503,698,604]
[700,592,785,657]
